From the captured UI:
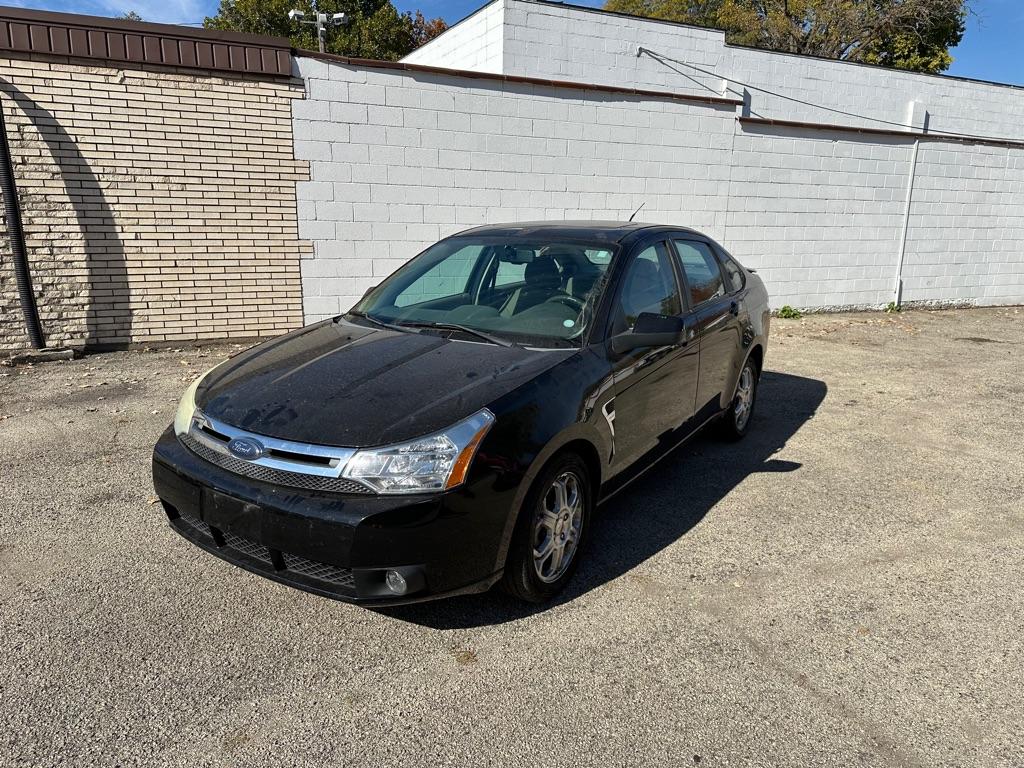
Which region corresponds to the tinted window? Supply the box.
[673,241,725,306]
[718,251,745,293]
[617,242,681,331]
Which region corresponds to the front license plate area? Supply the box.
[201,488,264,541]
[197,487,356,568]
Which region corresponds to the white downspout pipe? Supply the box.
[894,101,927,307]
[894,138,920,306]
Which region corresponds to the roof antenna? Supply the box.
[628,202,645,222]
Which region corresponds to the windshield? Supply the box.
[350,237,617,347]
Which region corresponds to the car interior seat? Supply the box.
[501,256,566,315]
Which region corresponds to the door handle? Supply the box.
[729,301,740,317]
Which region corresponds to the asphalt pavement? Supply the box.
[1,307,1022,767]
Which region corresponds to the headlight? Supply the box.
[342,409,495,494]
[173,364,221,436]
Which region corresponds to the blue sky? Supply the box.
[6,0,1023,86]
[945,0,1024,84]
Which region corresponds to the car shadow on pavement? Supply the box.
[377,370,827,629]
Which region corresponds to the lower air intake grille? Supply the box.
[171,512,355,593]
[222,530,272,564]
[283,552,355,589]
[178,508,211,539]
[179,432,372,495]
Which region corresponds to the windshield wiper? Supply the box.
[396,321,515,348]
[344,311,419,334]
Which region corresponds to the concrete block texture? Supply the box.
[428,0,1024,140]
[327,0,1022,315]
[296,44,1024,316]
[402,0,505,74]
[295,55,745,320]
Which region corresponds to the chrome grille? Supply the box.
[179,432,371,494]
[283,552,355,588]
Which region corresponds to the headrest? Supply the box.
[524,256,561,289]
[541,245,588,274]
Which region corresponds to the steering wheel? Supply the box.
[546,294,586,312]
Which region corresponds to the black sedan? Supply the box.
[152,222,770,604]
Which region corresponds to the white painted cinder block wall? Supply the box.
[294,0,1024,319]
[484,0,1024,308]
[491,0,1024,136]
[293,56,737,318]
[401,0,505,73]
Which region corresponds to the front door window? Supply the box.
[615,242,681,333]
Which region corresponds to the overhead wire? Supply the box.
[638,46,1024,145]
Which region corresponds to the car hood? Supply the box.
[196,319,574,447]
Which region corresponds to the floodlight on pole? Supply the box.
[288,7,348,53]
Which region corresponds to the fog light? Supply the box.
[385,569,408,595]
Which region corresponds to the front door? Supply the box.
[606,240,700,475]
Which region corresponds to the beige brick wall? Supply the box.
[0,52,310,352]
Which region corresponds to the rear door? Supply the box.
[606,239,700,473]
[670,239,745,417]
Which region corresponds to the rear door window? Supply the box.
[673,241,726,307]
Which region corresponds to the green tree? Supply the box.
[603,0,722,27]
[204,0,447,61]
[411,10,449,47]
[603,0,967,74]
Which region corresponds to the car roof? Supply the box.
[454,221,708,244]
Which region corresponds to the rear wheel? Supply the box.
[719,357,758,440]
[501,453,591,603]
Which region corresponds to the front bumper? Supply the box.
[152,428,510,606]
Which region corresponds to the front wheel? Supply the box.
[501,454,591,603]
[719,357,758,440]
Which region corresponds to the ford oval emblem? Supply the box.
[227,437,265,461]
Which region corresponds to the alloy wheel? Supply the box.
[734,364,754,431]
[532,471,584,583]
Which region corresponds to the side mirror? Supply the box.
[610,313,684,354]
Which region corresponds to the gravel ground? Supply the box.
[1,307,1022,768]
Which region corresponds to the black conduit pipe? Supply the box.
[0,98,45,349]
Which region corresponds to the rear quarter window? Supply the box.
[718,251,746,293]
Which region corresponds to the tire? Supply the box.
[501,453,592,603]
[719,356,759,441]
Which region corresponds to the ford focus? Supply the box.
[152,222,769,605]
